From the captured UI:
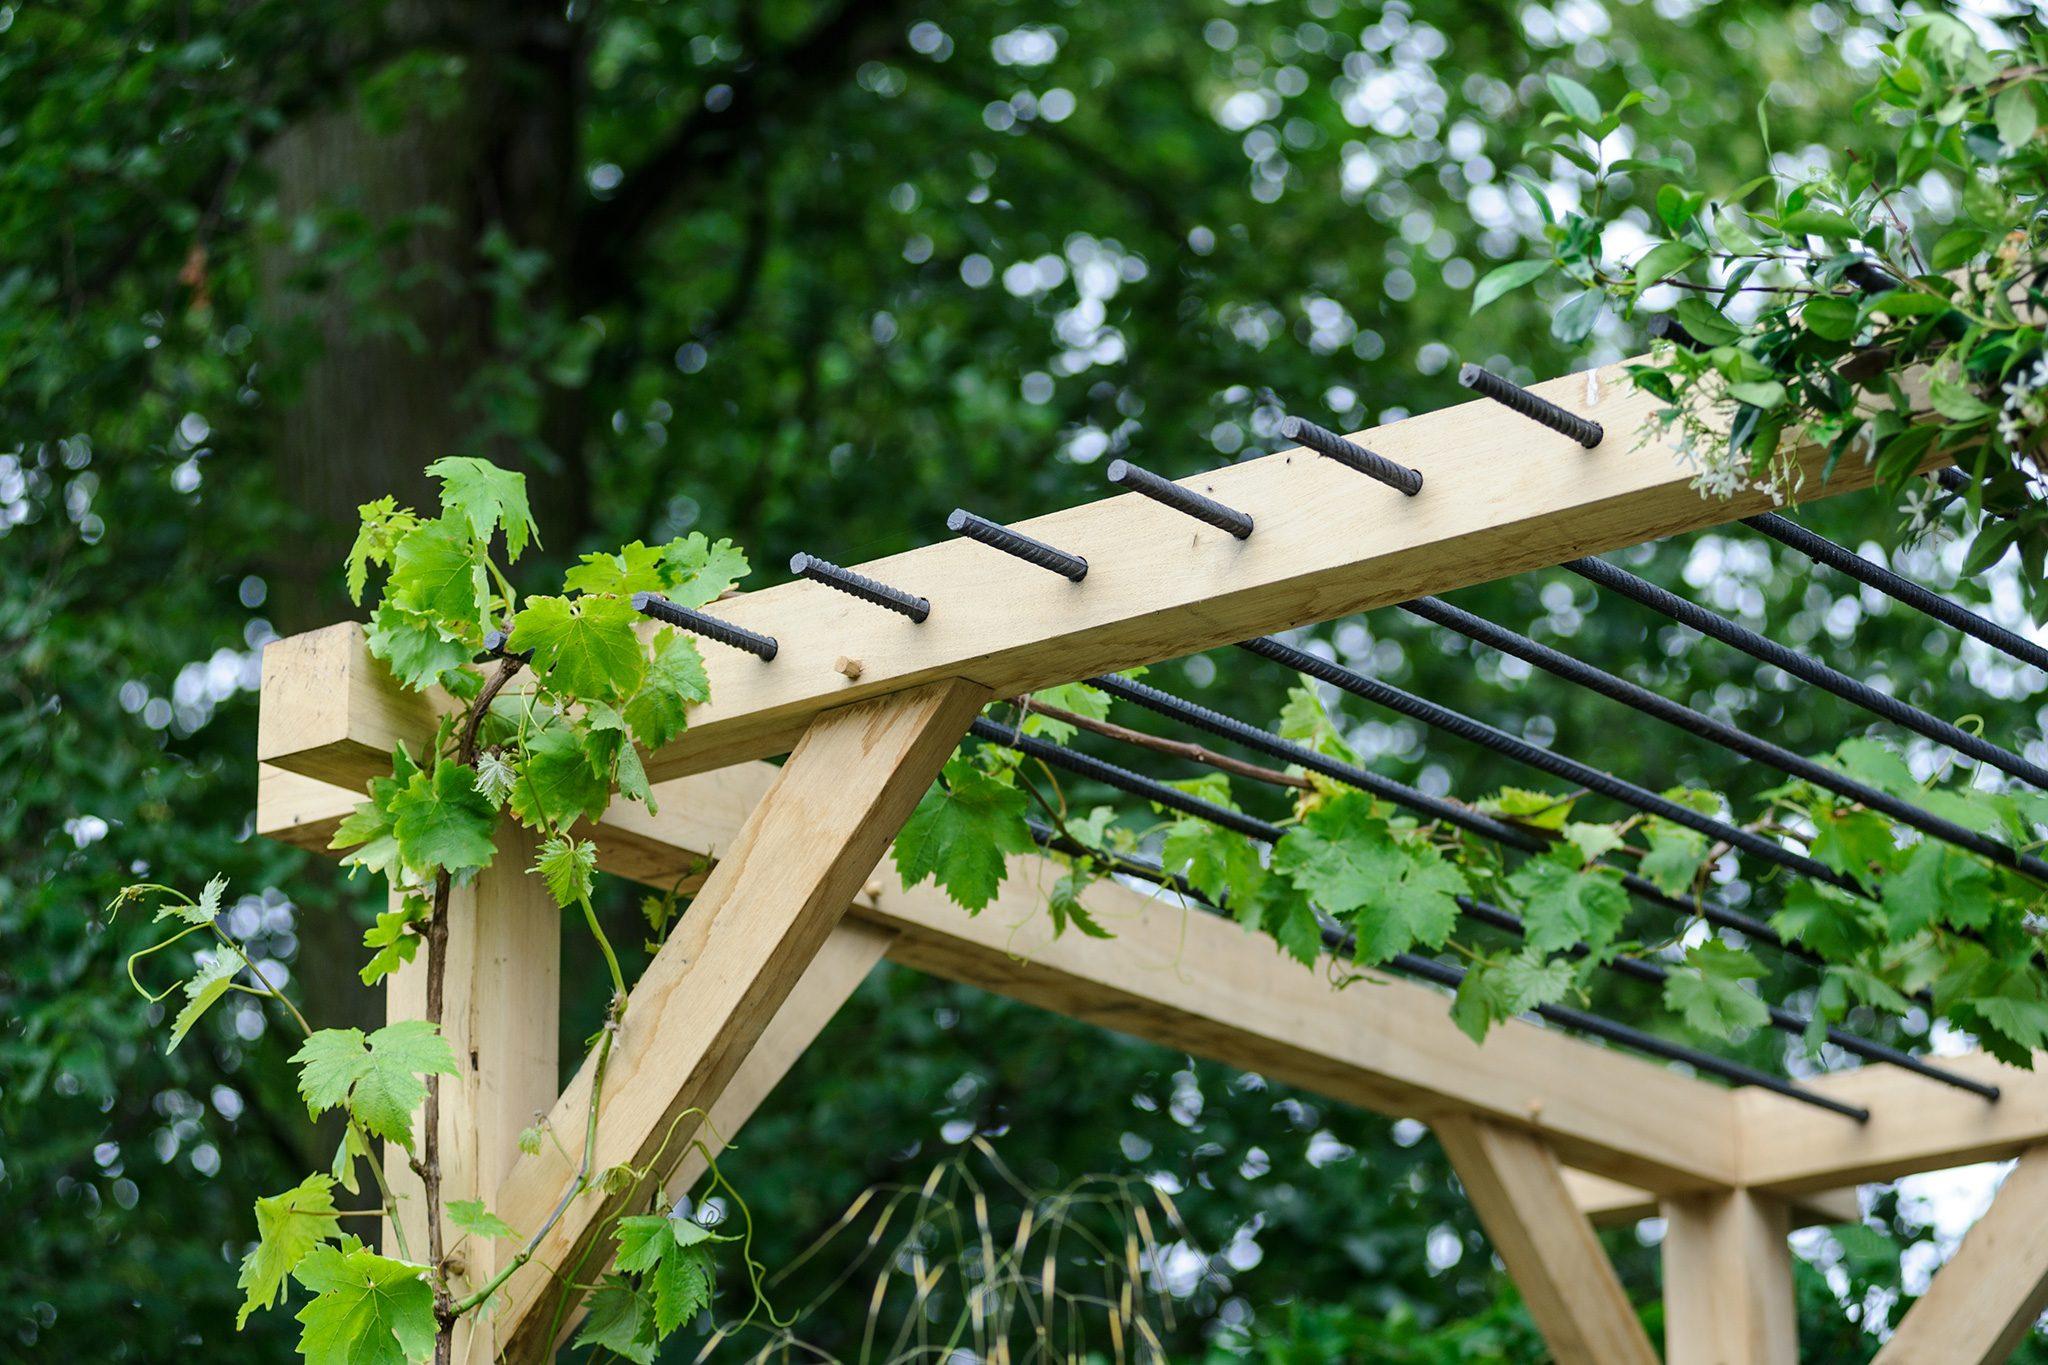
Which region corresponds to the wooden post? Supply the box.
[1660,1189,1798,1365]
[382,821,559,1365]
[487,678,986,1361]
[1435,1116,1660,1365]
[1872,1143,2048,1364]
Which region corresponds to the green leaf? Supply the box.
[659,532,751,607]
[293,1240,437,1365]
[1507,859,1628,955]
[237,1174,342,1327]
[1545,73,1601,124]
[1995,86,2039,149]
[894,760,1036,911]
[1562,822,1625,865]
[508,724,613,832]
[575,1276,659,1364]
[1863,289,1948,317]
[446,1199,518,1241]
[1161,816,1266,905]
[169,951,239,1052]
[1881,840,1994,937]
[513,593,646,702]
[1470,259,1551,314]
[1662,942,1769,1039]
[1273,793,1468,963]
[359,902,424,986]
[1801,295,1860,342]
[1475,787,1576,830]
[1047,872,1114,939]
[1930,227,1988,271]
[390,760,498,878]
[622,628,710,750]
[426,456,537,561]
[367,601,473,691]
[292,1021,458,1150]
[534,834,597,908]
[389,516,486,634]
[1779,207,1860,240]
[653,1242,714,1335]
[1551,288,1604,345]
[1020,681,1112,742]
[1672,297,1742,346]
[1639,824,1709,896]
[156,873,229,926]
[1631,240,1699,289]
[563,540,667,597]
[1772,882,1878,960]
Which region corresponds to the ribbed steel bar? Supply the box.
[1239,634,1862,893]
[1400,595,2048,883]
[1567,555,2048,791]
[1744,512,2048,674]
[1088,671,1798,952]
[1106,459,1254,538]
[631,591,780,660]
[1457,363,1604,447]
[1280,415,1424,495]
[947,509,1089,581]
[789,552,931,622]
[991,733,1874,1117]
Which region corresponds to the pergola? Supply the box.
[256,355,2048,1364]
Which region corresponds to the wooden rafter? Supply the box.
[257,360,1917,795]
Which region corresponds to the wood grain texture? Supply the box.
[1436,1116,1660,1365]
[380,822,560,1365]
[1566,1169,1857,1229]
[257,359,1925,794]
[1660,1189,1798,1365]
[486,679,986,1362]
[1871,1144,2048,1365]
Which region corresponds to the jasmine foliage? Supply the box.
[897,672,2048,1064]
[118,460,741,1362]
[1479,18,2048,592]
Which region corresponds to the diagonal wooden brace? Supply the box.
[483,677,987,1362]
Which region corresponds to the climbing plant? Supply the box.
[1474,16,2048,591]
[118,459,746,1364]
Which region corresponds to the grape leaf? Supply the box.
[388,516,486,634]
[622,628,710,750]
[446,1200,518,1241]
[169,951,240,1052]
[894,759,1035,911]
[1881,839,1994,937]
[513,593,646,702]
[389,760,498,878]
[292,1021,458,1150]
[1662,942,1769,1039]
[1276,682,1357,763]
[1475,786,1576,830]
[1508,858,1628,955]
[1020,681,1110,743]
[1273,793,1467,963]
[1638,823,1708,895]
[237,1174,341,1327]
[426,456,537,561]
[613,1215,718,1338]
[155,873,229,926]
[659,532,750,607]
[508,724,612,832]
[358,902,424,986]
[367,601,472,691]
[533,834,597,908]
[563,540,667,597]
[345,497,417,605]
[1047,872,1113,939]
[575,1275,658,1364]
[292,1239,436,1365]
[1160,816,1265,905]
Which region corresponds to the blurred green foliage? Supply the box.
[4,0,2046,1359]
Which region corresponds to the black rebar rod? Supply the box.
[1106,459,1254,539]
[789,552,931,622]
[1088,672,1799,953]
[999,742,1872,1117]
[1457,364,1604,447]
[1566,555,2048,791]
[971,717,1275,840]
[1280,416,1424,495]
[947,509,1089,581]
[631,592,780,660]
[1400,596,2048,883]
[1744,513,2048,674]
[1239,635,1862,893]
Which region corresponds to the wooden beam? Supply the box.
[1871,1143,2048,1365]
[1435,1116,1660,1365]
[260,763,1741,1193]
[486,679,986,1362]
[258,360,1913,793]
[1659,1189,1798,1365]
[381,822,559,1365]
[1736,1054,2042,1195]
[1564,1169,1858,1229]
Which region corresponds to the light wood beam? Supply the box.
[381,822,559,1365]
[1436,1116,1660,1365]
[1660,1188,1798,1365]
[1871,1144,2048,1365]
[262,763,1741,1195]
[1735,1055,2036,1195]
[1565,1168,1858,1229]
[486,679,986,1362]
[258,359,1917,794]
